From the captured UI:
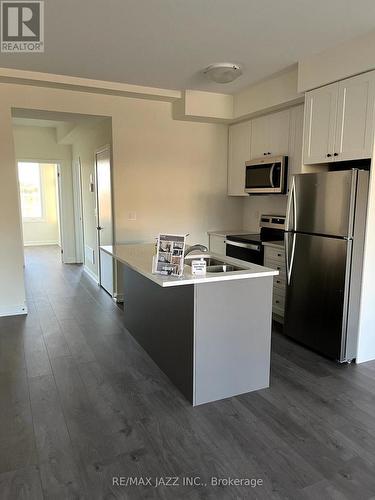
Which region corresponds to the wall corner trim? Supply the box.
[83,265,99,285]
[0,67,181,102]
[0,304,28,317]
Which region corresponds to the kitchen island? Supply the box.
[101,244,278,406]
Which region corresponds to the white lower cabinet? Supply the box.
[263,244,286,321]
[208,234,226,255]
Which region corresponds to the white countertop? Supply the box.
[207,229,253,237]
[101,243,278,288]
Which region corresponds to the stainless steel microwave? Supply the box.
[245,155,287,194]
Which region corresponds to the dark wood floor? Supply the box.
[1,246,375,499]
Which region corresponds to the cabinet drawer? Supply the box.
[274,275,286,288]
[264,246,285,262]
[209,235,226,255]
[273,281,286,295]
[273,292,285,311]
[273,304,285,318]
[264,258,286,278]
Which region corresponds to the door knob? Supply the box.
[96,226,103,230]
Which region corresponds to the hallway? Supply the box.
[1,247,375,499]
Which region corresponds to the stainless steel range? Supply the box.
[225,215,285,265]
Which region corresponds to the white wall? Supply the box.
[298,29,375,92]
[111,98,242,246]
[69,120,112,278]
[356,150,375,363]
[12,125,75,260]
[234,66,302,119]
[243,196,288,231]
[0,82,242,315]
[0,106,26,317]
[21,163,59,246]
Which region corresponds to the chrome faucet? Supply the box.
[184,244,209,258]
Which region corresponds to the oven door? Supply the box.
[225,240,263,265]
[245,157,286,194]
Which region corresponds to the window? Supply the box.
[18,162,44,220]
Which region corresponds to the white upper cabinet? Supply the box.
[303,70,375,164]
[335,72,375,161]
[268,110,291,157]
[303,82,338,164]
[288,104,304,187]
[250,109,290,159]
[249,115,268,159]
[228,108,297,196]
[227,121,251,196]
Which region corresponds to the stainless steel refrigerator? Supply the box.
[284,169,369,362]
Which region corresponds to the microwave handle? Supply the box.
[269,163,276,188]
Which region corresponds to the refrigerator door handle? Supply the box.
[285,233,290,280]
[285,232,296,285]
[286,177,296,231]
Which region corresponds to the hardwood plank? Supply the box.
[1,245,373,499]
[50,355,142,466]
[0,371,37,473]
[0,466,43,500]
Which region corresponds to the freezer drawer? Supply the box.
[284,232,351,361]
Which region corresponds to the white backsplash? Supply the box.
[243,195,288,231]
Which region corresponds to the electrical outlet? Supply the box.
[128,211,137,221]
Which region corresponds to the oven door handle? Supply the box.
[225,240,261,252]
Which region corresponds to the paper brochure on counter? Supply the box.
[154,234,186,276]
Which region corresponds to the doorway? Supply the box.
[12,110,114,297]
[17,161,62,253]
[95,146,114,296]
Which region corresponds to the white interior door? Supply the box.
[95,146,114,296]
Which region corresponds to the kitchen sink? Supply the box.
[185,257,246,273]
[206,264,244,273]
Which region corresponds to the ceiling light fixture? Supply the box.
[203,63,242,84]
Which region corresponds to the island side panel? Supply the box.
[123,265,194,402]
[193,277,273,406]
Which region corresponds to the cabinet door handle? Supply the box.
[334,153,338,157]
[326,153,332,158]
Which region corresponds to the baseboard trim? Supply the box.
[113,293,124,303]
[24,241,60,247]
[83,265,99,285]
[0,304,28,317]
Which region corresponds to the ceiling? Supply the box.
[1,0,375,93]
[12,113,109,137]
[12,118,69,128]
